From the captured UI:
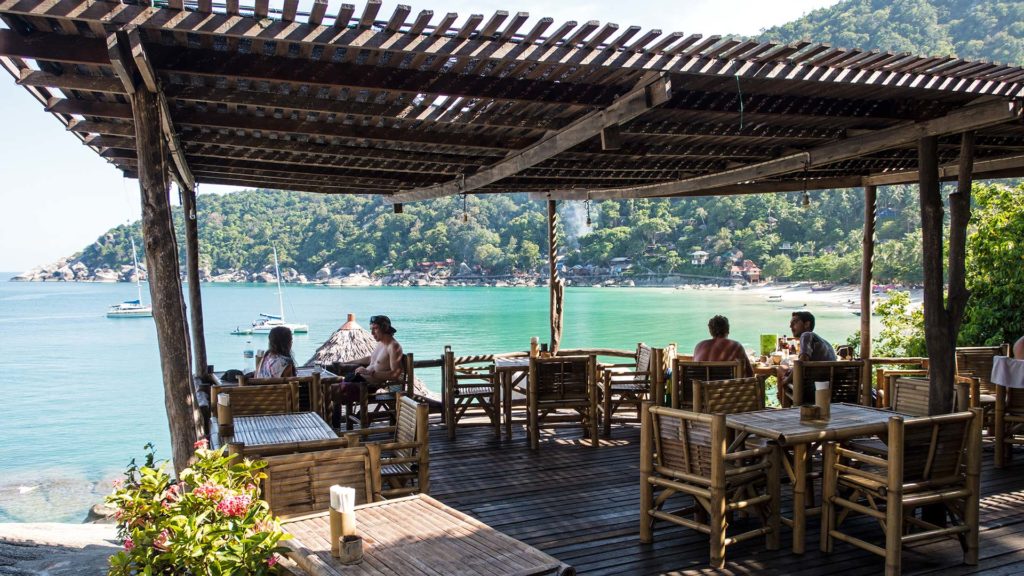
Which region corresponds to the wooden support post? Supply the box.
[181,184,208,379]
[133,87,199,473]
[547,199,564,354]
[860,184,876,404]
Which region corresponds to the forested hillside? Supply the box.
[58,0,1023,284]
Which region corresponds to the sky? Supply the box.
[0,0,839,271]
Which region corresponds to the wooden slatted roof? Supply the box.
[1,0,1023,201]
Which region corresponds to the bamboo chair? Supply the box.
[787,360,866,408]
[693,377,764,414]
[640,403,780,569]
[346,353,415,430]
[956,345,1009,427]
[527,355,599,450]
[442,346,500,440]
[995,378,1024,468]
[868,357,928,408]
[670,359,743,410]
[210,382,298,416]
[242,372,342,417]
[260,444,383,518]
[821,408,982,576]
[345,394,430,498]
[599,342,653,436]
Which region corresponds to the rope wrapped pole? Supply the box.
[548,199,564,354]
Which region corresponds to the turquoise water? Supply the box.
[0,273,868,522]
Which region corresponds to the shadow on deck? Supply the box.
[424,417,1024,575]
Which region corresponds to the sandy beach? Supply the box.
[705,282,923,312]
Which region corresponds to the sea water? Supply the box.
[0,273,868,522]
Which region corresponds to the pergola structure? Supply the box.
[3,0,1024,469]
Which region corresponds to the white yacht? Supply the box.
[231,247,308,335]
[107,238,152,319]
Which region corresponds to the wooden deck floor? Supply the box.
[422,416,1024,575]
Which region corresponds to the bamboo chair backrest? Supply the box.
[898,411,976,484]
[650,406,720,478]
[260,445,381,518]
[634,343,653,382]
[794,360,865,405]
[443,347,494,389]
[213,382,298,416]
[956,345,1008,393]
[530,355,593,402]
[1008,387,1024,412]
[393,394,425,461]
[229,436,349,459]
[673,360,742,408]
[891,377,931,417]
[694,377,764,414]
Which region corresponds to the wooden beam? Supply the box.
[132,86,200,473]
[0,28,108,64]
[863,153,1024,186]
[548,199,564,354]
[180,184,208,380]
[586,99,1023,200]
[392,73,672,203]
[18,69,124,93]
[859,184,876,402]
[126,29,195,191]
[529,175,863,200]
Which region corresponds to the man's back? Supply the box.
[693,337,753,376]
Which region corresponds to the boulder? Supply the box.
[93,269,119,283]
[54,266,74,281]
[315,266,331,280]
[254,272,276,283]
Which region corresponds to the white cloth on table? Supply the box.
[991,356,1024,389]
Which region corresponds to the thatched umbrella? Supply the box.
[306,313,376,366]
[306,313,440,404]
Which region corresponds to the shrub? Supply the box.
[106,441,289,575]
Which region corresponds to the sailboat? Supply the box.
[231,247,308,335]
[107,237,153,318]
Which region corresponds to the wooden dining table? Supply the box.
[493,357,531,440]
[211,411,337,450]
[281,494,574,575]
[726,403,901,554]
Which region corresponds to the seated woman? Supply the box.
[256,326,296,378]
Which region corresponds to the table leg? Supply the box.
[503,371,513,440]
[793,443,808,554]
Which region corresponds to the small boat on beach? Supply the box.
[766,295,783,302]
[231,247,308,335]
[107,238,152,319]
[810,283,836,292]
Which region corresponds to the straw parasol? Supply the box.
[306,313,440,404]
[306,313,376,366]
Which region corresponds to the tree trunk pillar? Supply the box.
[547,199,564,354]
[133,88,199,472]
[181,184,209,379]
[860,184,876,404]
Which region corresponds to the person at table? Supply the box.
[256,326,296,378]
[777,310,836,387]
[332,315,405,428]
[1014,335,1024,359]
[692,315,753,377]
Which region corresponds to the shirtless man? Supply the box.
[331,315,405,427]
[692,315,754,377]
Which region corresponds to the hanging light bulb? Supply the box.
[802,190,811,208]
[462,193,468,222]
[585,197,592,227]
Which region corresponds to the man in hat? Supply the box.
[332,315,405,428]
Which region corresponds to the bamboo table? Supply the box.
[494,357,531,440]
[726,403,899,554]
[281,494,574,575]
[211,411,336,450]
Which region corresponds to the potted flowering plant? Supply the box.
[106,440,290,574]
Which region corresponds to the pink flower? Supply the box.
[112,479,123,489]
[153,529,171,551]
[216,494,252,517]
[267,555,278,567]
[124,537,134,551]
[114,509,124,520]
[193,481,223,500]
[194,439,209,449]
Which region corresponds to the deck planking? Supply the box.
[419,414,1024,575]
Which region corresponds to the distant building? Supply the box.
[609,257,632,275]
[690,250,709,266]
